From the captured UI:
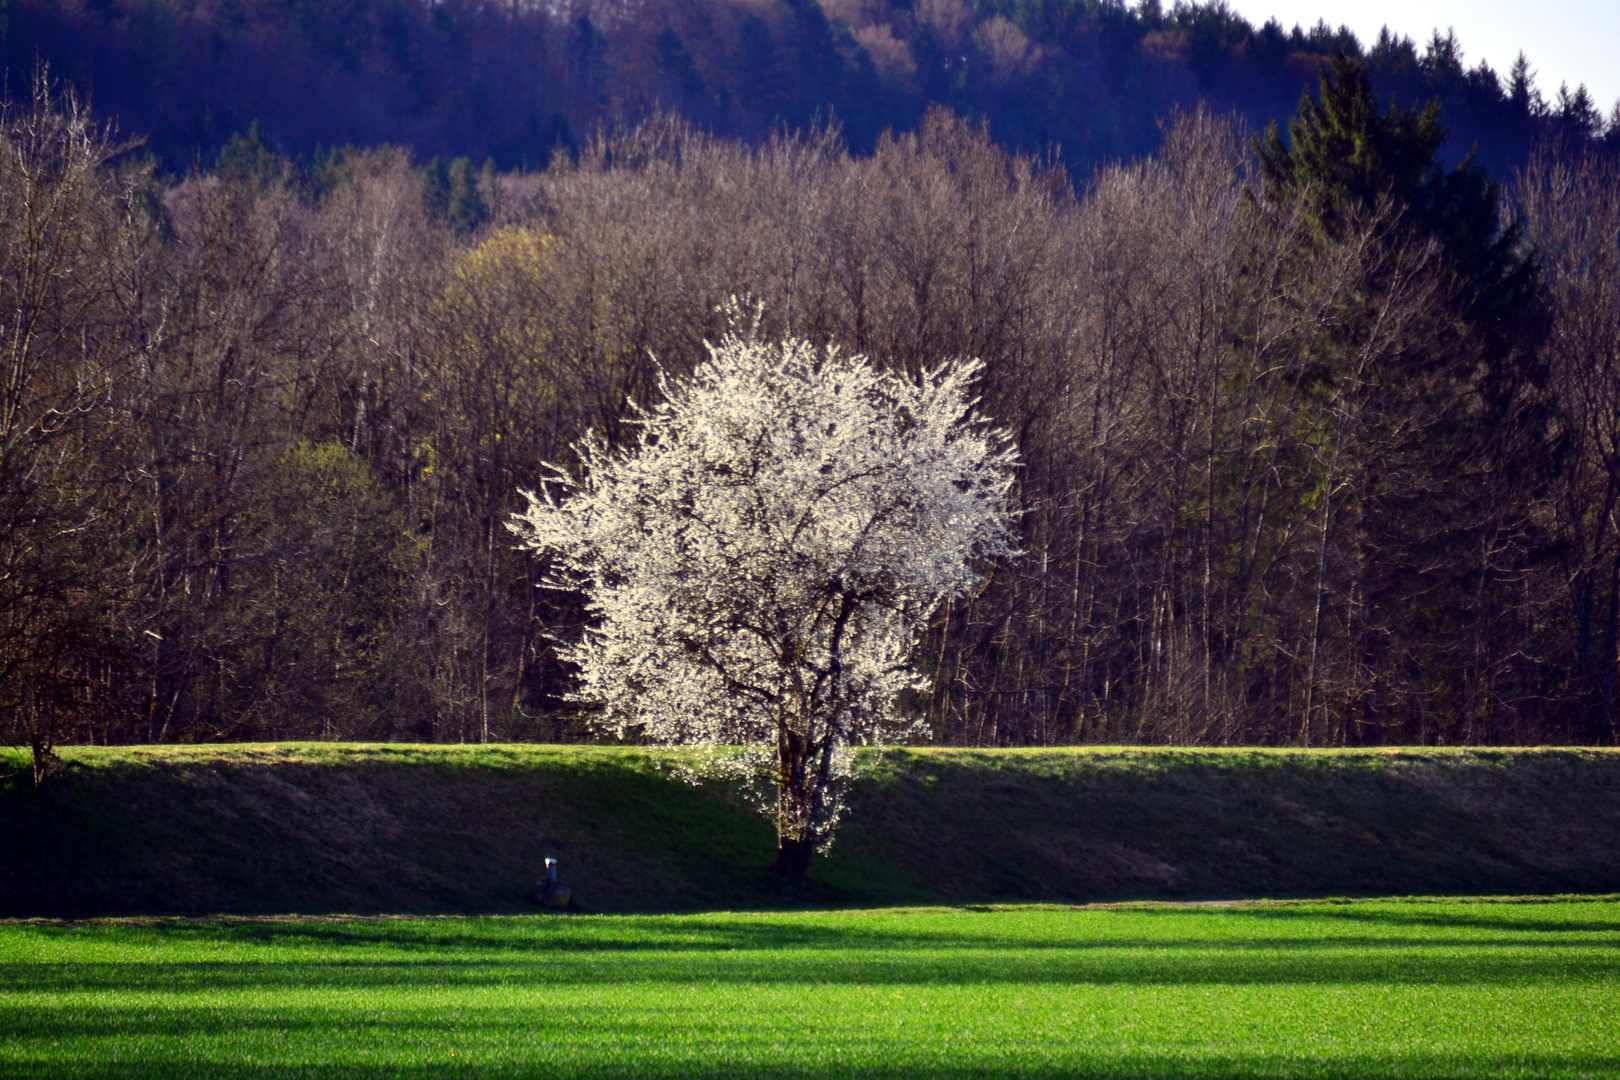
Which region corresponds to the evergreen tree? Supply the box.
[215,121,284,186]
[1556,83,1604,141]
[1257,56,1443,234]
[1248,56,1551,743]
[420,156,487,231]
[420,155,449,212]
[1507,54,1541,118]
[1258,55,1538,365]
[445,156,486,232]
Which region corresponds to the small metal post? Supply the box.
[536,857,570,909]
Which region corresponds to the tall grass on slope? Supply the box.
[4,745,1620,915]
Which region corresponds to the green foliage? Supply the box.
[421,155,488,231]
[1228,58,1552,747]
[1256,55,1537,328]
[213,121,284,187]
[122,439,420,741]
[239,441,417,733]
[1,900,1617,1077]
[305,143,362,195]
[1258,56,1445,233]
[446,157,486,231]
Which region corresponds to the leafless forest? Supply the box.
[5,70,1620,764]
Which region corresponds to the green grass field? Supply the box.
[3,898,1617,1078]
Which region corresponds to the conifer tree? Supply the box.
[1257,55,1536,330]
[1258,55,1443,231]
[1248,56,1550,744]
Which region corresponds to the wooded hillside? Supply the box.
[5,0,1614,177]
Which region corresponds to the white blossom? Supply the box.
[510,302,1018,877]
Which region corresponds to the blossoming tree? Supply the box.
[510,310,1018,881]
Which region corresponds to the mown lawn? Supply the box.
[1,897,1617,1078]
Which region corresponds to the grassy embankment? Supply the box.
[2,899,1618,1078]
[4,745,1620,915]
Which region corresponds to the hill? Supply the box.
[4,745,1619,916]
[6,0,1613,177]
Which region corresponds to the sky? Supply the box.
[1222,0,1620,115]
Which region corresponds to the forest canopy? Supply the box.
[3,0,1615,178]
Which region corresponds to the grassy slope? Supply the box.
[2,900,1618,1078]
[3,745,1620,916]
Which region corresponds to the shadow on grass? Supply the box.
[6,908,1619,993]
[5,906,1617,1078]
[1230,904,1620,934]
[17,898,1620,951]
[4,943,1615,993]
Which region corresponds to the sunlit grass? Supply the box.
[2,897,1617,1078]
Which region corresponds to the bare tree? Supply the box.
[0,74,151,783]
[1523,143,1620,744]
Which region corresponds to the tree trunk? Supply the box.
[30,730,61,791]
[770,837,815,883]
